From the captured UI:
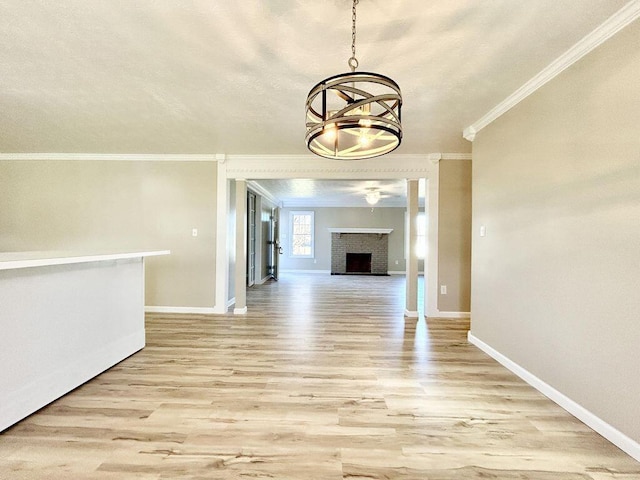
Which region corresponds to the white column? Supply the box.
[213,155,229,313]
[426,160,440,318]
[405,179,419,318]
[234,179,247,314]
[254,194,264,284]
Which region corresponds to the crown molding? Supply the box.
[247,180,281,207]
[225,153,470,179]
[226,153,435,164]
[226,153,470,162]
[427,153,442,164]
[0,153,218,162]
[462,0,640,142]
[426,153,472,164]
[462,126,477,142]
[0,152,471,167]
[280,198,414,208]
[229,167,425,176]
[442,153,472,160]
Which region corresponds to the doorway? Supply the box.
[267,207,281,281]
[247,191,256,287]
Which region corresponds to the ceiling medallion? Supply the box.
[305,0,402,160]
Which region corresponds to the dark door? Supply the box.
[268,207,281,280]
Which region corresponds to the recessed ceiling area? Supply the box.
[252,178,428,208]
[0,1,629,156]
[254,179,406,208]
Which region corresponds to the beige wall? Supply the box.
[0,160,217,308]
[471,20,640,442]
[279,207,408,273]
[438,160,472,312]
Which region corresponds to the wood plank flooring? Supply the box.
[1,273,638,479]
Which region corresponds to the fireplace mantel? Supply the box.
[328,228,393,234]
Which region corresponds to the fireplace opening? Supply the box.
[346,253,372,274]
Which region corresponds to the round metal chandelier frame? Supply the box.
[305,71,402,160]
[305,0,403,160]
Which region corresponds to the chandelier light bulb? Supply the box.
[323,125,337,141]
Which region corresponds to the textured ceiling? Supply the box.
[0,0,630,156]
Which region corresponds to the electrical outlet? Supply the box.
[395,260,399,265]
[440,285,447,295]
[192,228,198,237]
[480,225,486,237]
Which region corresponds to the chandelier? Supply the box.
[305,0,402,160]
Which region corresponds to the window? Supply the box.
[289,211,314,258]
[405,212,426,260]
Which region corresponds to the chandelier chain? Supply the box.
[349,0,359,71]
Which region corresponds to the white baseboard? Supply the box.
[233,306,248,315]
[428,311,471,319]
[387,271,425,276]
[145,306,216,314]
[468,332,640,462]
[404,309,419,318]
[280,270,421,276]
[279,269,331,274]
[256,275,271,285]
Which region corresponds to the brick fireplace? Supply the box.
[329,228,393,275]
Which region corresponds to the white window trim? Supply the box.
[289,210,315,259]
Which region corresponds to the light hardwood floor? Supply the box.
[1,273,638,479]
